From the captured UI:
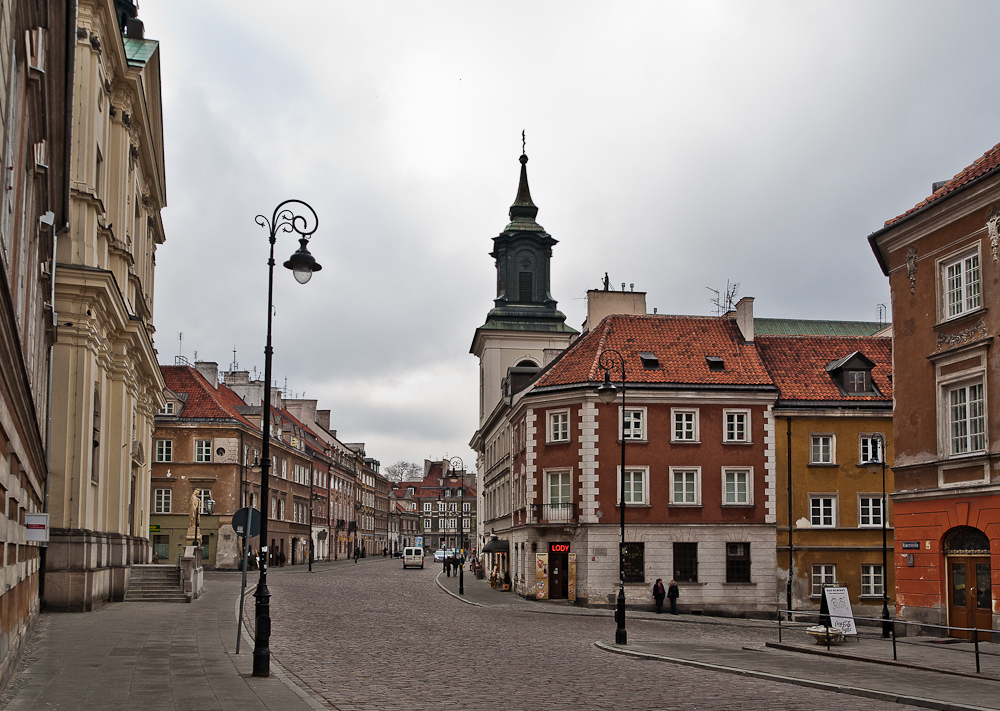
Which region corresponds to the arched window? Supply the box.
[943,526,990,554]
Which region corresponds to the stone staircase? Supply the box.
[124,564,190,603]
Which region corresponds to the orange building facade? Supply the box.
[870,142,1000,636]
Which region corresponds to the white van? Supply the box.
[403,546,424,569]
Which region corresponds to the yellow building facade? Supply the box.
[757,330,894,617]
[45,0,165,610]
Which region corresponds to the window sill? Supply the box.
[546,439,571,445]
[722,581,755,586]
[670,439,701,445]
[807,463,838,468]
[859,594,885,599]
[668,503,703,508]
[935,305,987,329]
[618,438,649,445]
[615,503,652,508]
[722,440,753,446]
[721,503,755,508]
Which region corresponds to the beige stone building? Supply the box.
[45,0,166,610]
[0,0,72,689]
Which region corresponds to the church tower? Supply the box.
[470,149,577,426]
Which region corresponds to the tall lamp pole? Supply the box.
[596,349,628,645]
[252,200,322,678]
[870,432,892,638]
[450,456,465,595]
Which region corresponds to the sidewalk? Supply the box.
[438,569,1000,711]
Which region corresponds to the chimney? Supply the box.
[583,288,647,332]
[735,297,754,343]
[194,361,219,387]
[316,410,331,431]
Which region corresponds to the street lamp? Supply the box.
[195,493,216,552]
[252,200,321,678]
[864,432,892,638]
[450,456,465,595]
[595,349,628,645]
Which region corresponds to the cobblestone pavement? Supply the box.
[263,559,937,711]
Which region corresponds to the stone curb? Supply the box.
[594,641,997,711]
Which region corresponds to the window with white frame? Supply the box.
[448,518,456,530]
[621,408,646,440]
[670,467,700,505]
[722,468,752,505]
[942,250,981,319]
[271,497,277,519]
[438,501,445,512]
[809,496,836,527]
[548,410,569,443]
[463,518,470,529]
[423,518,432,529]
[153,488,171,514]
[723,410,750,443]
[155,439,172,462]
[158,401,174,415]
[423,502,431,512]
[195,440,212,463]
[449,503,457,512]
[948,381,986,455]
[811,564,836,596]
[861,564,884,597]
[859,496,883,527]
[463,502,470,512]
[547,470,573,520]
[810,435,834,464]
[860,435,884,464]
[279,499,285,520]
[672,408,698,442]
[618,467,648,505]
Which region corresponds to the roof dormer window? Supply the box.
[639,352,659,369]
[826,351,878,396]
[706,356,725,372]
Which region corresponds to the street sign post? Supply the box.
[233,507,261,538]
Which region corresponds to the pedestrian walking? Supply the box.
[354,546,360,564]
[652,578,666,613]
[668,579,680,614]
[444,557,451,577]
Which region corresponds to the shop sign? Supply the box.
[550,542,570,553]
[149,524,160,533]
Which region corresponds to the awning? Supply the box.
[482,537,509,553]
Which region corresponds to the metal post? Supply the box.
[596,349,627,646]
[252,200,320,678]
[876,433,891,639]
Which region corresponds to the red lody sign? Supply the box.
[550,543,570,553]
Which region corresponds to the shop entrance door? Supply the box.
[548,543,570,599]
[948,556,992,640]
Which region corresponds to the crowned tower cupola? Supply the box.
[471,149,578,428]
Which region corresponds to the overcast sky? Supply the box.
[140,0,1000,471]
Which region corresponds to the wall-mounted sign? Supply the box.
[25,513,48,543]
[149,524,160,533]
[550,542,571,553]
[901,541,920,550]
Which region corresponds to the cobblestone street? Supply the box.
[263,559,930,711]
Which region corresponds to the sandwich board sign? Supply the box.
[822,586,857,635]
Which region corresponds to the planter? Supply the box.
[805,625,844,645]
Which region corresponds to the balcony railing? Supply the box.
[531,502,576,524]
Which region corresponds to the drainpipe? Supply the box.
[786,417,794,619]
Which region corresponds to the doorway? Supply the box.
[548,543,570,599]
[947,556,992,640]
[944,526,992,640]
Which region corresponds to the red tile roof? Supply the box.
[160,366,257,427]
[534,314,774,389]
[755,335,892,402]
[886,140,1000,226]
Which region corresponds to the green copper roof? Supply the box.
[754,318,888,337]
[123,38,157,67]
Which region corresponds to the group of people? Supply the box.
[652,578,680,614]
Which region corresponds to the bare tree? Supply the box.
[384,460,423,482]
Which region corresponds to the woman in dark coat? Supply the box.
[652,578,666,613]
[667,579,680,614]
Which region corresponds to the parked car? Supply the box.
[433,549,452,562]
[402,546,424,569]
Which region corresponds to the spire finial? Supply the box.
[522,130,526,155]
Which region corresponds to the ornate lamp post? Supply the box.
[252,200,321,678]
[595,349,628,645]
[866,432,892,638]
[450,456,465,595]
